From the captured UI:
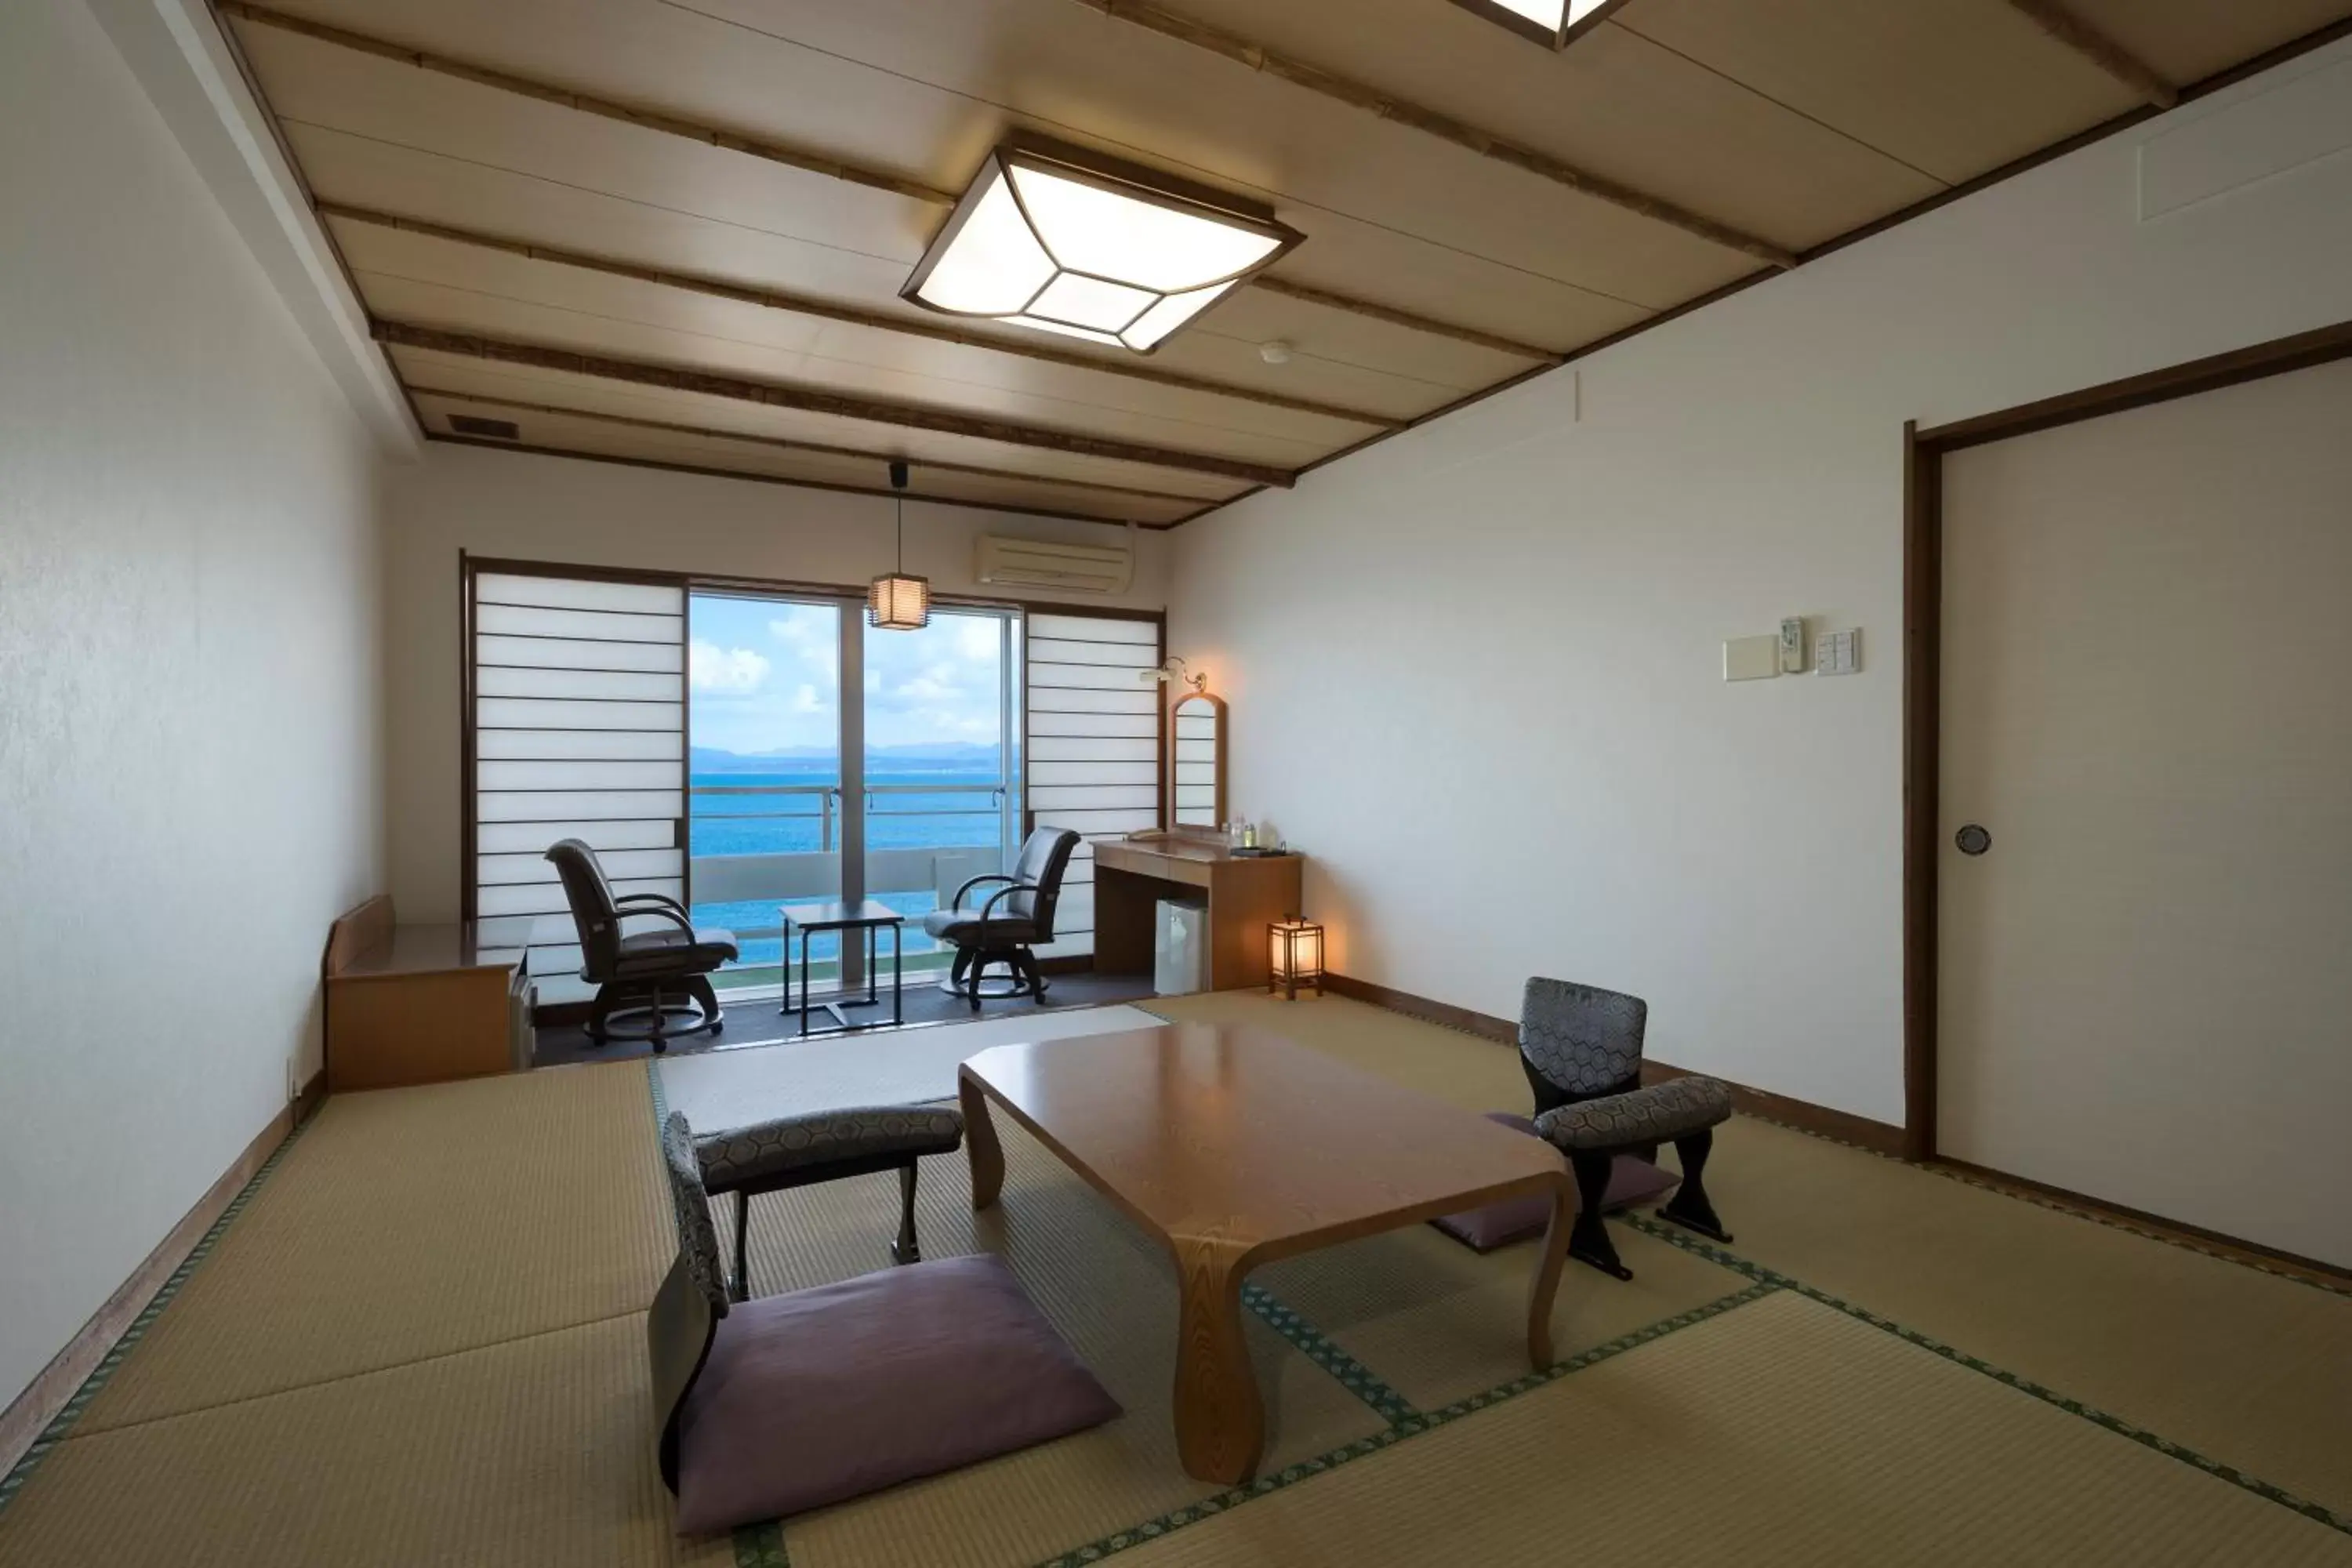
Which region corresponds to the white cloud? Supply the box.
[688,640,771,694]
[789,683,827,715]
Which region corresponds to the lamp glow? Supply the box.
[1268,916,1325,1001]
[904,136,1303,354]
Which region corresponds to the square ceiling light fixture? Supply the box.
[1450,0,1628,49]
[902,135,1303,354]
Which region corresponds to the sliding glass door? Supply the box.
[683,590,1018,993]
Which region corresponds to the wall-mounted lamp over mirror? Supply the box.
[1138,655,1207,695]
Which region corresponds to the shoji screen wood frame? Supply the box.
[460,554,1163,964]
[1022,606,1167,965]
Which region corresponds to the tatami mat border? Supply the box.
[0,1114,317,1519]
[1619,1212,2352,1537]
[1021,1281,1777,1568]
[1240,1283,1419,1425]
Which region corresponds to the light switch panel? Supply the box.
[1817,628,1861,676]
[1724,634,1780,681]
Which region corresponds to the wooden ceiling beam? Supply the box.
[373,319,1295,488]
[1247,275,1563,362]
[219,1,955,202]
[2002,0,2177,108]
[227,1,1563,364]
[323,203,1404,428]
[405,384,1212,505]
[1073,0,1798,270]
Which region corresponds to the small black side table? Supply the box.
[779,900,906,1037]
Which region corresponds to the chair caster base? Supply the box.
[889,1240,921,1267]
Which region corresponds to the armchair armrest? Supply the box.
[611,901,697,941]
[949,872,1016,910]
[694,1105,967,1190]
[615,891,691,917]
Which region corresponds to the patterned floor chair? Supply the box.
[1519,977,1736,1279]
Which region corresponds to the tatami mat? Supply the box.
[68,1062,673,1432]
[722,1116,1392,1568]
[5,989,2346,1568]
[1695,1113,2352,1518]
[0,1312,728,1568]
[659,1003,1163,1130]
[1115,1290,2352,1568]
[1142,992,1526,1112]
[1157,989,2352,1522]
[1252,1218,1745,1414]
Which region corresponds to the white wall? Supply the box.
[0,1,386,1411]
[385,444,1171,922]
[1169,40,2352,1126]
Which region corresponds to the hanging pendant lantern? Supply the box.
[868,459,930,630]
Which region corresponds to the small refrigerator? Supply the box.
[1153,897,1208,996]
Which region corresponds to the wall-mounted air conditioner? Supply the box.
[975,533,1134,595]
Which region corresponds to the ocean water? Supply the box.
[688,764,1015,969]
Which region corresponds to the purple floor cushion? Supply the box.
[1431,1112,1681,1252]
[674,1252,1119,1533]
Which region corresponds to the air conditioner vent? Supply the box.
[975,534,1133,595]
[448,414,521,441]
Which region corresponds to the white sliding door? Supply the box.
[1024,612,1163,960]
[1938,358,2352,1269]
[469,568,687,996]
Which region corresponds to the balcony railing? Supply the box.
[688,781,1015,985]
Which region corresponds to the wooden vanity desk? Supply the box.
[1091,833,1302,991]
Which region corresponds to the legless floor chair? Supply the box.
[1519,978,1735,1279]
[650,1110,1117,1533]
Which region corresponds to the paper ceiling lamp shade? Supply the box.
[867,572,930,631]
[902,135,1304,354]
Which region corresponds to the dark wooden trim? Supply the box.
[1171,13,2352,528]
[459,550,477,923]
[412,388,1211,507]
[2002,0,2176,107]
[1075,0,1794,268]
[425,435,1189,530]
[1901,422,1940,1163]
[1642,1059,1907,1159]
[1247,277,1563,363]
[1323,971,1906,1154]
[331,205,1399,431]
[1904,318,2352,1165]
[220,2,954,205]
[1323,971,1517,1043]
[1934,1157,2352,1290]
[387,325,1294,489]
[1445,0,1632,53]
[1915,318,2352,452]
[0,1072,325,1479]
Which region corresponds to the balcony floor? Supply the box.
[528,967,1159,1070]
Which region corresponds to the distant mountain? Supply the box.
[691,742,1001,772]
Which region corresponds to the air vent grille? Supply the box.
[449,414,521,441]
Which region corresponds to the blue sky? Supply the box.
[686,593,1010,754]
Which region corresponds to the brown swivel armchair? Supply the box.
[545,838,738,1048]
[920,827,1080,1011]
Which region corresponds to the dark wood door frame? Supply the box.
[1901,318,2352,1163]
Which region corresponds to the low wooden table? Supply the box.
[957,1022,1573,1484]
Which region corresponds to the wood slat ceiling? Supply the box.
[220,0,2352,526]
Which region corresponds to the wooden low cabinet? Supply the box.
[325,898,528,1092]
[1092,837,1302,992]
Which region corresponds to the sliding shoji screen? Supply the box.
[1023,612,1163,960]
[468,568,687,997]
